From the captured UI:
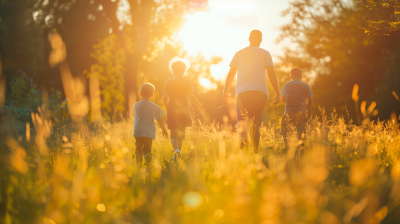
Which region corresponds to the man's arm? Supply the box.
[266,66,280,105]
[222,67,238,103]
[188,92,205,113]
[157,118,169,139]
[163,92,169,108]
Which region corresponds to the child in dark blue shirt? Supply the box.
[280,68,313,147]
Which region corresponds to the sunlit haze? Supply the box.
[178,0,291,83]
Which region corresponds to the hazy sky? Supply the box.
[178,0,292,81]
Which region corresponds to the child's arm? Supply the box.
[157,118,169,139]
[188,92,206,113]
[163,92,169,107]
[306,98,313,117]
[130,105,135,118]
[306,85,313,117]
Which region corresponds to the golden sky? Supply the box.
[178,0,291,82]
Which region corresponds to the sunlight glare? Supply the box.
[178,1,255,85]
[178,0,291,87]
[179,12,224,57]
[116,0,131,25]
[209,1,255,16]
[179,12,243,58]
[199,77,217,90]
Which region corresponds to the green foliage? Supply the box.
[0,0,47,82]
[4,72,69,124]
[366,20,400,35]
[377,48,400,116]
[279,0,400,121]
[7,71,30,106]
[364,0,400,35]
[87,34,126,120]
[366,0,400,10]
[121,0,208,113]
[0,0,210,122]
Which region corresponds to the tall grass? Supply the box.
[1,108,400,224]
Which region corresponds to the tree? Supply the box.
[0,0,47,83]
[0,0,117,97]
[84,0,208,119]
[87,34,126,120]
[1,0,209,120]
[122,0,208,117]
[364,0,400,35]
[279,0,400,122]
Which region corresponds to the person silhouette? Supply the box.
[222,30,281,153]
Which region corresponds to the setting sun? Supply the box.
[178,0,256,58]
[178,12,242,58]
[178,0,292,82]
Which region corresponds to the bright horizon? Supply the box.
[178,0,292,87]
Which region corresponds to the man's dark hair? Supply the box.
[140,83,155,97]
[291,68,302,80]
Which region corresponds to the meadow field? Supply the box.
[1,0,400,223]
[1,106,400,224]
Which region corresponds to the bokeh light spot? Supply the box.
[183,191,203,209]
[97,203,106,212]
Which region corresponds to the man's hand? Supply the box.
[223,91,230,104]
[266,66,281,106]
[271,94,281,106]
[162,129,169,139]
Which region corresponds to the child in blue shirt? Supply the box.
[280,68,313,147]
[131,83,169,166]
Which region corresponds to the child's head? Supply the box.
[291,68,302,80]
[140,83,155,99]
[169,57,188,77]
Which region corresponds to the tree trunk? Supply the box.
[124,0,154,117]
[125,52,138,117]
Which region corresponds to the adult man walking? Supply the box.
[223,30,281,153]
